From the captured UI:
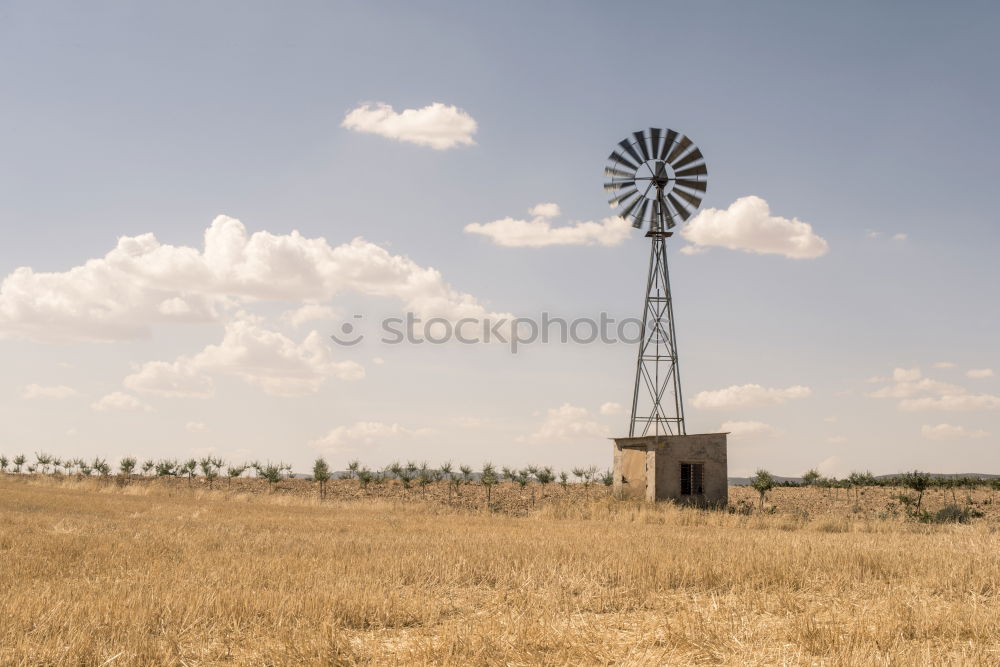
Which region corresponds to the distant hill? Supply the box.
[729,472,1000,485]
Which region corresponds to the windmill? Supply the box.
[604,128,708,438]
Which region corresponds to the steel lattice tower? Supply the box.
[603,128,708,438]
[629,215,684,436]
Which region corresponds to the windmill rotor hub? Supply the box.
[651,161,672,189]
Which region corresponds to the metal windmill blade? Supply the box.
[658,129,678,161]
[604,128,708,231]
[648,128,663,161]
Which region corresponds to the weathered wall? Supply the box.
[612,445,647,500]
[652,433,728,505]
[612,433,728,505]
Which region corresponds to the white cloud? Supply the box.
[465,204,632,248]
[680,196,828,259]
[195,316,364,396]
[866,230,882,240]
[966,368,994,378]
[868,378,965,400]
[719,421,779,438]
[124,359,215,398]
[341,102,477,150]
[528,203,559,218]
[826,436,848,444]
[599,401,625,415]
[893,367,922,382]
[371,356,385,365]
[0,215,506,343]
[823,416,838,423]
[127,315,365,398]
[691,384,812,409]
[866,366,1000,411]
[310,421,428,454]
[282,304,338,327]
[91,392,152,413]
[901,394,1000,412]
[892,233,908,241]
[185,421,207,432]
[519,403,608,443]
[921,424,990,440]
[22,384,78,399]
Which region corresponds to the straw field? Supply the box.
[2,475,999,665]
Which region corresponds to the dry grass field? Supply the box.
[2,475,1000,665]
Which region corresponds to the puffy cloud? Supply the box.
[691,384,812,409]
[22,384,78,399]
[599,401,625,415]
[966,368,994,378]
[921,424,990,440]
[309,421,428,454]
[91,392,152,412]
[341,102,477,149]
[185,422,207,432]
[868,378,965,400]
[680,196,828,259]
[893,368,922,382]
[124,360,215,398]
[126,315,364,398]
[194,316,364,396]
[932,361,956,369]
[892,233,908,241]
[0,215,505,343]
[465,204,631,248]
[867,366,1000,411]
[826,436,848,444]
[519,403,608,443]
[719,421,780,438]
[529,203,560,218]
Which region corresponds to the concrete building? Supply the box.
[612,433,728,505]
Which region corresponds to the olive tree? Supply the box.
[119,457,137,484]
[225,463,246,489]
[751,469,775,509]
[199,457,223,489]
[312,457,331,500]
[35,452,53,475]
[480,462,498,507]
[93,458,111,479]
[901,470,932,513]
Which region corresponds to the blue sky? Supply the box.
[1,1,998,476]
